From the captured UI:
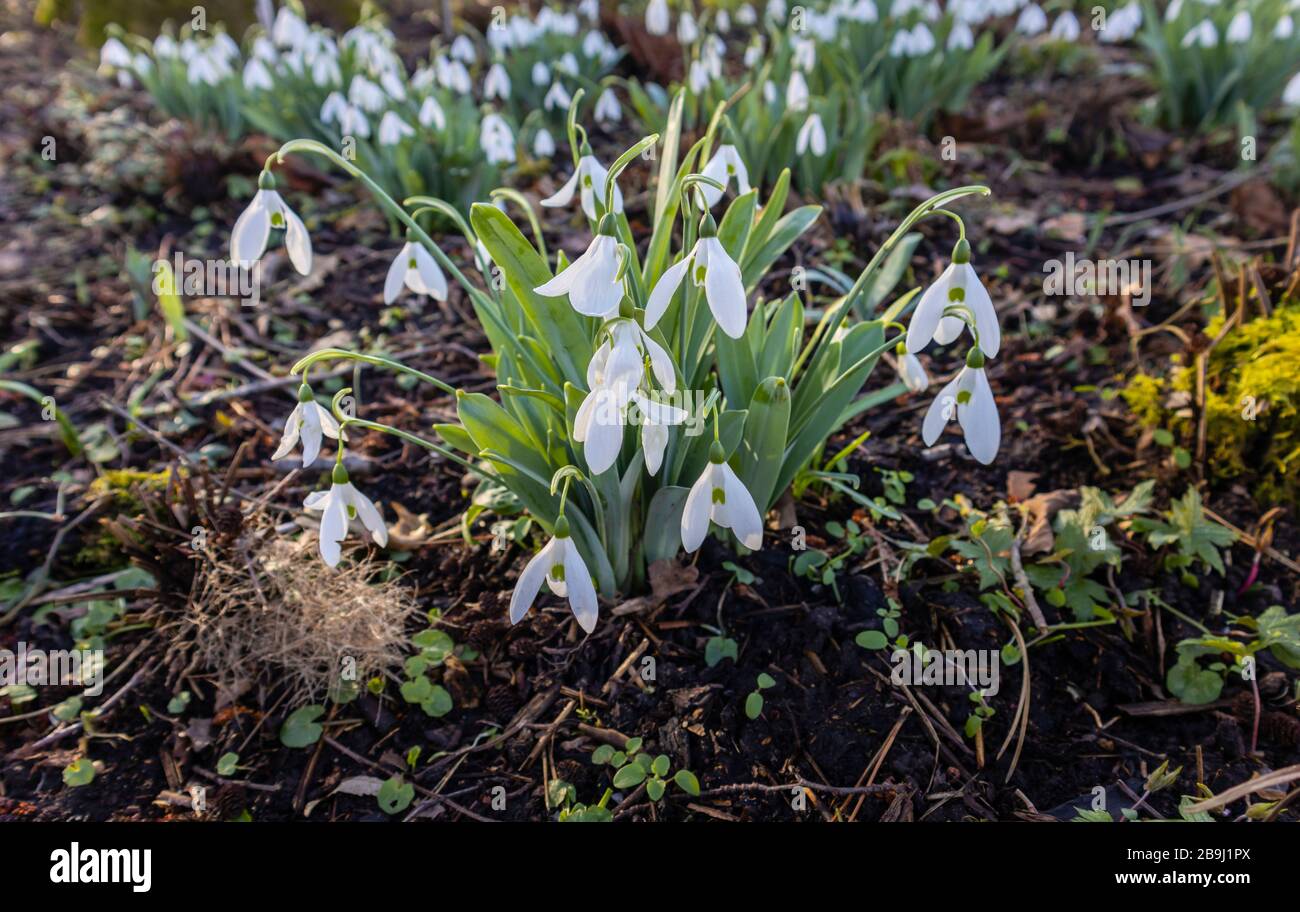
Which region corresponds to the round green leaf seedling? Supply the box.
[612,763,648,789]
[745,692,764,720]
[279,705,325,748]
[63,758,94,787]
[674,769,701,796]
[377,776,414,815]
[216,752,239,776]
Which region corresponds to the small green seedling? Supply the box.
[745,673,776,720]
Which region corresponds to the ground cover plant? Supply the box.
[0,0,1298,842]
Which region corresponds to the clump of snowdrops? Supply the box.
[230,90,1003,635]
[98,3,620,210]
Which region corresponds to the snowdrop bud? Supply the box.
[646,0,671,35]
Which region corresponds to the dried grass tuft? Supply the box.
[176,530,415,705]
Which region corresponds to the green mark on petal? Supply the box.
[948,287,965,302]
[711,487,726,505]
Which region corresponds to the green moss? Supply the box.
[1123,302,1300,506]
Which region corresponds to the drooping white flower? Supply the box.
[717,8,732,31]
[418,96,446,130]
[1100,2,1143,42]
[688,58,711,93]
[484,62,511,100]
[796,113,827,156]
[1225,10,1252,43]
[895,345,930,393]
[737,4,758,25]
[378,69,405,101]
[543,80,573,111]
[272,8,309,47]
[1275,15,1294,39]
[533,128,557,158]
[646,0,671,35]
[786,70,809,111]
[243,57,274,91]
[645,216,748,339]
[594,87,622,124]
[348,74,385,112]
[450,34,477,64]
[508,522,598,633]
[311,54,341,87]
[699,144,751,208]
[541,150,624,221]
[1165,0,1184,23]
[480,112,516,164]
[99,37,133,78]
[532,61,550,86]
[384,238,448,303]
[1016,4,1048,35]
[1182,19,1218,47]
[905,242,999,357]
[681,448,764,552]
[921,352,1000,464]
[678,11,700,43]
[744,38,765,67]
[230,176,312,275]
[948,21,975,51]
[337,103,370,139]
[377,111,415,146]
[273,385,342,467]
[534,220,625,318]
[791,36,816,70]
[303,465,388,568]
[1050,11,1080,41]
[1285,71,1300,106]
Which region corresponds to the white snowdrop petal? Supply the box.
[717,464,764,549]
[702,239,747,338]
[645,253,691,329]
[414,244,448,300]
[906,263,956,353]
[680,468,715,552]
[231,191,272,266]
[922,373,962,446]
[384,245,409,303]
[958,367,1001,464]
[272,405,303,460]
[280,203,313,275]
[562,540,599,633]
[509,538,559,624]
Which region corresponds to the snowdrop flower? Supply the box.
[681,442,764,552]
[910,23,936,53]
[580,0,599,19]
[1284,71,1300,106]
[154,34,178,58]
[272,8,309,47]
[189,52,227,86]
[678,11,700,43]
[543,80,573,111]
[558,52,580,76]
[905,240,999,357]
[252,35,276,62]
[312,54,342,87]
[384,234,448,303]
[533,128,557,158]
[689,59,711,93]
[231,172,312,275]
[338,104,370,139]
[484,62,511,100]
[212,31,240,64]
[1182,19,1218,47]
[243,57,274,91]
[796,113,827,156]
[532,61,550,86]
[744,38,765,67]
[508,517,598,633]
[717,8,732,30]
[1225,10,1251,43]
[594,87,622,124]
[786,70,809,111]
[646,0,671,35]
[480,113,516,165]
[348,75,385,112]
[1101,2,1142,41]
[767,0,788,23]
[99,36,133,75]
[418,96,446,130]
[1016,4,1047,35]
[847,0,878,22]
[737,4,758,26]
[378,69,405,101]
[894,343,930,393]
[1276,15,1294,39]
[535,216,625,318]
[948,21,975,51]
[700,144,751,208]
[541,147,624,221]
[304,463,388,568]
[921,349,1000,464]
[792,37,816,70]
[763,80,778,104]
[645,213,748,339]
[1050,11,1080,41]
[377,111,414,146]
[450,34,477,64]
[1165,0,1184,23]
[273,383,342,467]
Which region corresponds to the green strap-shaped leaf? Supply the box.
[738,377,791,512]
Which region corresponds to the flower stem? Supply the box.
[292,348,456,396]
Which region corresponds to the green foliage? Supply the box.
[744,672,776,719]
[279,704,325,748]
[1167,605,1300,703]
[591,736,698,801]
[1132,487,1236,578]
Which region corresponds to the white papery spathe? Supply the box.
[681,457,764,552]
[905,253,1000,357]
[273,392,342,467]
[645,229,748,339]
[541,153,625,221]
[508,529,598,633]
[796,113,827,156]
[534,226,625,319]
[921,358,1000,465]
[230,180,312,275]
[700,144,751,208]
[304,469,388,568]
[384,240,448,304]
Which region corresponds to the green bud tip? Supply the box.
[698,212,718,238]
[332,462,349,485]
[297,382,314,403]
[951,237,970,265]
[580,141,593,157]
[965,347,986,369]
[258,170,276,191]
[708,440,726,464]
[597,213,618,236]
[895,341,908,357]
[554,515,571,538]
